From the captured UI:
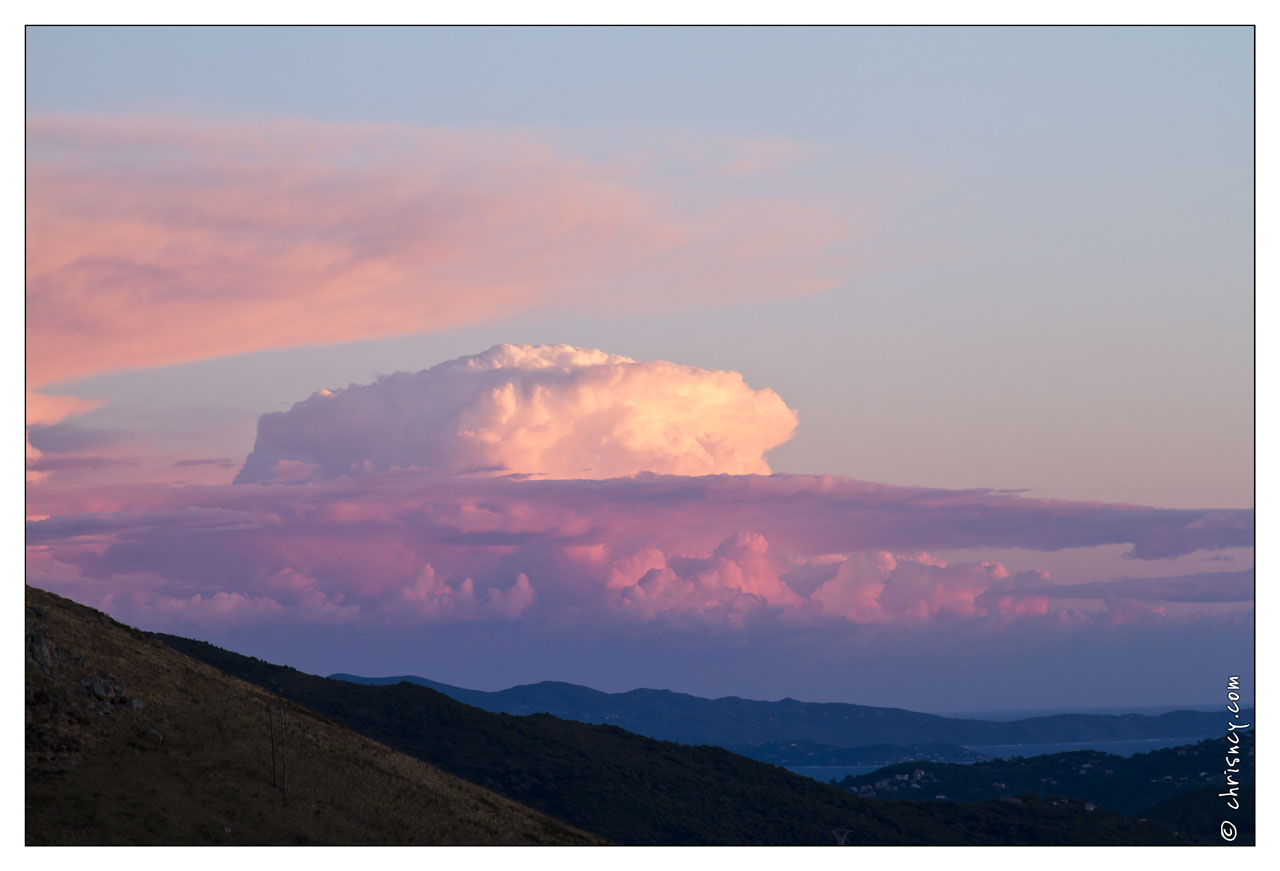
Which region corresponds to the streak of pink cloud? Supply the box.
[26,391,108,483]
[26,115,854,390]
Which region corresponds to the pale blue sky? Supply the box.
[31,25,1254,507]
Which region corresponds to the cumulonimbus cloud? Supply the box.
[26,115,855,390]
[235,344,798,482]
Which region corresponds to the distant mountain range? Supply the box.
[730,740,990,767]
[153,631,1185,845]
[329,673,1245,755]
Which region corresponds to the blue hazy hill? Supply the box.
[328,673,1245,751]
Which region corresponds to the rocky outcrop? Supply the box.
[27,607,149,764]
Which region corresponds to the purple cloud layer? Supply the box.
[1009,569,1254,603]
[26,470,1253,633]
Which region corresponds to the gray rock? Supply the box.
[26,631,57,677]
[89,679,116,700]
[141,728,164,744]
[127,697,145,710]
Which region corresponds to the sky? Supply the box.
[24,25,1254,711]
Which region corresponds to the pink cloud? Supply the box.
[25,455,140,473]
[1101,598,1168,626]
[609,531,804,628]
[27,391,106,427]
[26,391,109,483]
[398,565,535,622]
[26,115,854,389]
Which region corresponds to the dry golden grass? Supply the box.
[25,586,605,846]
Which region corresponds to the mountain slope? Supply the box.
[163,634,1181,845]
[330,673,1238,749]
[25,586,600,846]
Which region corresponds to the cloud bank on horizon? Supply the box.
[26,471,1253,633]
[235,344,798,482]
[26,347,1253,636]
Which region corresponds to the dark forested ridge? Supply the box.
[831,733,1255,845]
[1141,784,1254,846]
[330,672,1240,750]
[159,633,1184,845]
[833,733,1254,811]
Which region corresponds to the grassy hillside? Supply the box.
[331,673,1238,748]
[162,633,1183,845]
[25,586,600,846]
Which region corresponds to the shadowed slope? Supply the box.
[25,586,601,846]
